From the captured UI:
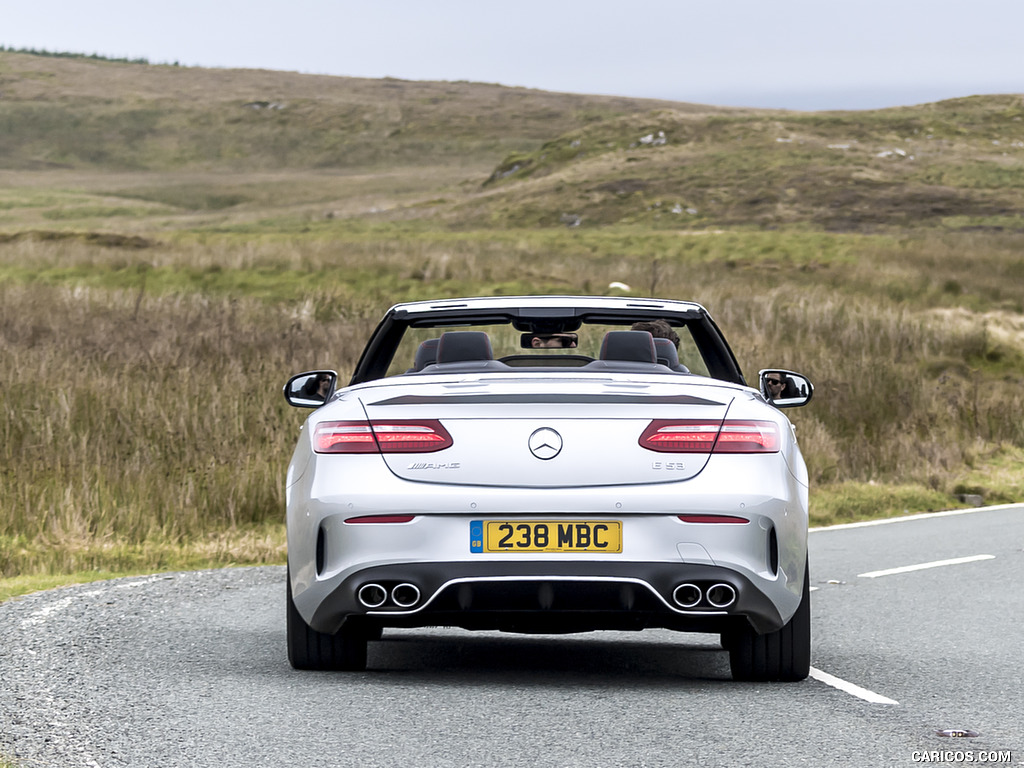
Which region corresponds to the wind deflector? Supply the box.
[369,393,724,407]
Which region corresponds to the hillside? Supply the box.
[470,98,1024,231]
[2,52,1023,236]
[0,51,722,172]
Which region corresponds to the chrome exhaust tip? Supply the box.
[391,583,421,609]
[672,583,702,609]
[706,583,737,609]
[357,583,388,609]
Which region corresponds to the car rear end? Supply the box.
[286,373,808,641]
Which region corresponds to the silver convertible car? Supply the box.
[282,295,814,681]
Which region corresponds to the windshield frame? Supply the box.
[348,299,746,387]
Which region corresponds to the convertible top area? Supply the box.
[350,295,745,386]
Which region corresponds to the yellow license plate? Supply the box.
[471,520,622,553]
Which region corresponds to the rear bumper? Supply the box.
[309,560,786,636]
[288,451,808,637]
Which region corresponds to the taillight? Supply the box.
[639,420,780,453]
[314,420,453,454]
[639,421,719,452]
[314,422,376,453]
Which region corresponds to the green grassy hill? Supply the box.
[2,50,1024,593]
[0,50,707,172]
[472,98,1024,230]
[3,50,1023,234]
[0,50,738,230]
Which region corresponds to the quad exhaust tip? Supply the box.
[672,583,702,609]
[706,583,737,608]
[391,583,421,608]
[357,583,388,609]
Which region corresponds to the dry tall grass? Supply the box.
[714,287,1024,482]
[4,231,1024,577]
[0,276,372,576]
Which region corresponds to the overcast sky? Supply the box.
[3,0,1022,110]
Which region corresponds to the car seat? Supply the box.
[599,331,657,363]
[411,338,440,371]
[435,331,494,364]
[653,337,690,373]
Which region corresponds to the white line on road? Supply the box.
[857,554,995,579]
[809,667,899,705]
[809,503,1022,533]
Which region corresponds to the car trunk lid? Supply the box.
[358,376,735,488]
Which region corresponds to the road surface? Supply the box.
[1,506,1020,767]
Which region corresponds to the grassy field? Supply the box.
[2,51,1024,600]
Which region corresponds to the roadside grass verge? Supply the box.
[809,484,970,528]
[0,523,285,603]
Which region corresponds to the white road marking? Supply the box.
[809,666,899,705]
[112,574,173,590]
[19,596,77,628]
[806,507,1014,710]
[857,554,995,579]
[809,503,1021,533]
[17,577,175,628]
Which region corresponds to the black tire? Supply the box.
[726,560,810,682]
[287,570,368,671]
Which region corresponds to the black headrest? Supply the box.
[653,338,679,367]
[653,338,690,372]
[436,331,493,364]
[599,331,657,363]
[413,338,440,371]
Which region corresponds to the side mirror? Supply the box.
[759,369,813,408]
[283,370,338,408]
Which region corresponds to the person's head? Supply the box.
[631,319,680,349]
[765,374,786,399]
[302,373,332,400]
[530,333,576,349]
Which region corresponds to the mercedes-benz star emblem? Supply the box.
[528,428,563,460]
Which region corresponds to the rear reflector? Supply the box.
[639,420,780,453]
[314,420,453,454]
[345,515,416,524]
[677,514,750,524]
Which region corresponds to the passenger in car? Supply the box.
[632,320,689,372]
[300,373,332,401]
[765,374,791,402]
[631,319,679,348]
[530,333,577,349]
[765,374,786,403]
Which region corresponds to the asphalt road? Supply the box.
[1,506,1020,767]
